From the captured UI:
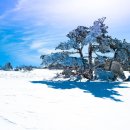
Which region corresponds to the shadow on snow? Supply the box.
[31,80,129,102]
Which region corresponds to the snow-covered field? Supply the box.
[0,69,130,130]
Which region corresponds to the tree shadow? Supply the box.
[31,80,129,102]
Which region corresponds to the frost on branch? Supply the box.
[85,17,108,44]
[40,52,85,69]
[56,26,89,50]
[96,35,112,53]
[111,38,130,70]
[40,52,68,68]
[55,40,79,50]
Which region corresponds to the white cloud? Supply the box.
[13,0,130,26]
[2,0,130,37]
[30,40,46,50]
[38,48,57,55]
[1,0,130,31]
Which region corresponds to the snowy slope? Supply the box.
[0,69,130,130]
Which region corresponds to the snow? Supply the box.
[0,69,130,130]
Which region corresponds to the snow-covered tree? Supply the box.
[41,26,90,77]
[41,17,108,79]
[3,62,13,71]
[85,17,108,79]
[111,38,130,70]
[55,26,90,71]
[41,17,129,81]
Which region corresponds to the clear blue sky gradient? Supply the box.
[0,0,130,66]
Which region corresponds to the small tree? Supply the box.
[3,62,13,71]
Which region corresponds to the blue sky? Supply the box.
[0,0,130,66]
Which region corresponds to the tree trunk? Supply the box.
[88,43,93,80]
[79,49,85,71]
